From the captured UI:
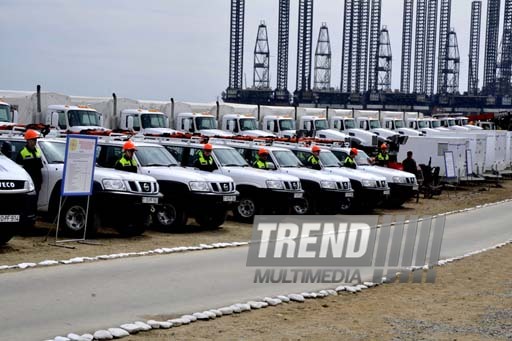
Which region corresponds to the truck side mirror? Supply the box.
[12,110,18,123]
[227,120,236,132]
[305,121,312,131]
[127,115,134,130]
[98,113,104,127]
[165,117,170,128]
[269,121,276,132]
[183,119,192,132]
[51,112,59,127]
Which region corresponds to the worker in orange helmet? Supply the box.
[376,143,390,167]
[194,143,216,172]
[344,147,358,169]
[115,140,138,173]
[306,145,322,170]
[253,148,270,169]
[16,129,43,196]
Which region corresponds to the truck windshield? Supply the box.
[141,114,166,129]
[344,119,356,129]
[418,121,428,128]
[447,119,455,127]
[314,119,328,130]
[68,110,100,127]
[135,146,179,167]
[39,141,65,164]
[394,120,404,128]
[369,120,381,129]
[354,149,371,166]
[195,117,217,130]
[239,118,258,131]
[273,150,303,167]
[431,120,441,128]
[319,151,341,167]
[279,119,295,130]
[0,105,11,123]
[214,148,248,167]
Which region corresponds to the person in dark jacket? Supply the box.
[402,151,418,176]
[16,129,43,195]
[194,143,216,172]
[115,140,138,173]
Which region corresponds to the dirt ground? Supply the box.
[128,244,512,341]
[1,181,511,267]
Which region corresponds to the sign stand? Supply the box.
[48,135,99,248]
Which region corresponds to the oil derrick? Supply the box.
[483,0,501,94]
[253,22,270,89]
[275,0,291,103]
[437,0,452,94]
[400,0,414,93]
[295,0,314,101]
[413,0,427,93]
[368,0,382,91]
[443,29,460,93]
[496,0,512,95]
[468,1,482,95]
[313,23,332,90]
[225,0,245,101]
[376,26,392,91]
[424,0,438,96]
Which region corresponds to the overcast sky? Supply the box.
[0,0,501,102]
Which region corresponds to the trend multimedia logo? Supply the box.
[247,215,445,284]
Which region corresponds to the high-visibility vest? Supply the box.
[344,156,356,166]
[253,158,267,169]
[376,152,389,161]
[19,147,41,160]
[307,155,319,165]
[117,155,137,167]
[197,150,213,165]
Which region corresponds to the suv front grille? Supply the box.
[0,180,25,191]
[284,181,300,190]
[128,181,158,194]
[211,182,235,193]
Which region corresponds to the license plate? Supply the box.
[294,192,303,198]
[0,215,20,223]
[413,185,419,190]
[223,195,236,202]
[345,192,354,198]
[142,196,159,204]
[384,190,390,195]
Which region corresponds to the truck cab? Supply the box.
[260,115,297,138]
[0,101,18,128]
[45,104,111,135]
[354,111,407,154]
[119,109,179,136]
[380,112,423,137]
[175,112,233,137]
[221,114,275,137]
[297,115,352,141]
[329,114,380,153]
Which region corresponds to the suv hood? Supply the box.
[0,155,32,181]
[95,167,157,183]
[142,166,233,182]
[324,166,386,181]
[358,165,416,182]
[278,167,350,182]
[220,166,300,182]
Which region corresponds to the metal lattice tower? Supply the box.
[437,0,452,94]
[424,0,438,96]
[376,26,392,91]
[349,0,361,92]
[296,0,314,92]
[341,0,354,92]
[468,1,482,94]
[276,0,290,94]
[357,0,370,92]
[400,0,414,93]
[228,0,245,90]
[314,23,332,90]
[253,21,270,88]
[497,0,512,94]
[368,0,382,91]
[413,0,427,93]
[444,29,460,93]
[483,0,501,93]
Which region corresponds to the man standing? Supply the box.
[307,145,322,170]
[402,151,418,176]
[344,148,358,169]
[253,148,270,169]
[376,143,390,167]
[115,140,138,173]
[194,143,216,172]
[16,129,43,196]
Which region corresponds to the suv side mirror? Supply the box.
[266,162,276,170]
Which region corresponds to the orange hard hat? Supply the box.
[258,148,269,155]
[123,140,137,151]
[380,143,388,150]
[24,129,40,140]
[204,143,213,151]
[312,145,321,152]
[350,148,358,155]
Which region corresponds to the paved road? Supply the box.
[1,202,511,340]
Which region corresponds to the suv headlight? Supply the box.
[189,181,210,192]
[25,179,35,192]
[392,176,407,183]
[320,180,337,189]
[362,179,376,187]
[102,179,127,191]
[266,180,284,190]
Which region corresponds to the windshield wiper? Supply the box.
[144,163,167,167]
[223,163,244,167]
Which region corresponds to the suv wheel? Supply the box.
[195,211,226,230]
[292,197,310,215]
[155,202,188,230]
[59,198,99,237]
[234,196,258,223]
[0,227,14,245]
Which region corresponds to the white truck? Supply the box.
[0,146,37,244]
[45,104,111,135]
[0,136,161,237]
[220,113,275,137]
[379,111,423,137]
[328,109,381,152]
[117,109,180,137]
[174,112,234,137]
[0,101,19,128]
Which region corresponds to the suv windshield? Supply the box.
[279,119,295,130]
[214,148,248,166]
[141,114,166,129]
[39,141,65,164]
[355,149,371,166]
[239,118,258,131]
[195,117,217,130]
[314,119,328,130]
[0,105,11,122]
[136,146,179,167]
[273,150,303,167]
[68,110,100,127]
[319,151,341,167]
